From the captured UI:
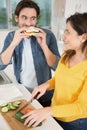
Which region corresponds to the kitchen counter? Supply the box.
[0,83,63,130]
[0,66,63,130]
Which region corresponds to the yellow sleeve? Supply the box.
[52,77,87,118]
[48,77,55,90]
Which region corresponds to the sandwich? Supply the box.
[24,27,39,36]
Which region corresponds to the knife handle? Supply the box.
[34,92,40,99]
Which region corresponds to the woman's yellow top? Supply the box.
[48,56,87,122]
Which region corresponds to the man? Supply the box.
[0,0,60,106]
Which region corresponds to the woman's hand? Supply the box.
[21,107,53,127]
[31,81,50,100]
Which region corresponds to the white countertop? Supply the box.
[0,65,63,130]
[0,83,63,130]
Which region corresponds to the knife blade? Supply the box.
[17,98,33,112]
[17,92,40,112]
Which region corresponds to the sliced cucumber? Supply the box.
[0,101,21,113]
[13,101,21,105]
[0,103,8,107]
[13,101,21,108]
[9,105,16,110]
[13,103,19,108]
[1,107,9,113]
[7,103,16,110]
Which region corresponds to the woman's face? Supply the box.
[62,22,83,51]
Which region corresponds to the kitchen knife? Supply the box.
[17,92,40,112]
[17,98,33,112]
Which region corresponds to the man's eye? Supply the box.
[21,16,27,20]
[31,17,37,20]
[24,16,27,20]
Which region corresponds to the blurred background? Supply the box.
[0,0,87,54]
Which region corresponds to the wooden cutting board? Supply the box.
[0,100,35,130]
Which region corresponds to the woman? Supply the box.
[22,12,87,130]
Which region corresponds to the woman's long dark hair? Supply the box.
[62,12,87,64]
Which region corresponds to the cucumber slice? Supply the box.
[9,105,16,110]
[1,107,9,113]
[7,103,13,110]
[13,102,20,108]
[1,101,21,113]
[8,102,12,106]
[13,101,21,105]
[13,103,19,108]
[0,103,8,107]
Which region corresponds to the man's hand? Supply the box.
[12,27,30,47]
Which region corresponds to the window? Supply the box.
[0,0,51,30]
[35,0,51,28]
[0,0,8,29]
[12,0,20,27]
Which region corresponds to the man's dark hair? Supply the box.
[14,0,40,17]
